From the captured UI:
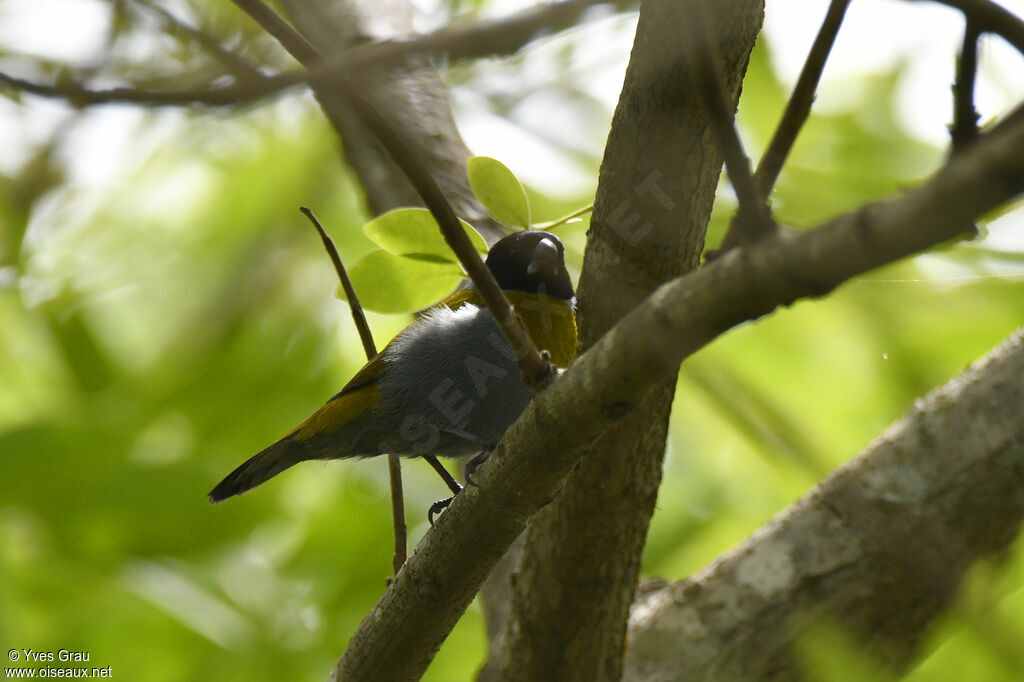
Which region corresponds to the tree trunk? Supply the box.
[328,86,1024,681]
[479,1,764,679]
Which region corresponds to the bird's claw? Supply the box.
[464,451,491,488]
[427,450,494,523]
[428,496,454,525]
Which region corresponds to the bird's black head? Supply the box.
[486,230,574,301]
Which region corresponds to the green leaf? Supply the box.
[339,249,463,313]
[467,156,531,227]
[363,208,487,261]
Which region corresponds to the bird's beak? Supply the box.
[527,237,561,278]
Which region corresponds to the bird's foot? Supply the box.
[426,449,494,523]
[464,450,491,487]
[428,496,456,526]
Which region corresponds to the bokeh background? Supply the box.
[2,0,1023,679]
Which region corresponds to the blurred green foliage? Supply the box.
[1,8,1022,682]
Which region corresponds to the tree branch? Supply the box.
[684,0,774,243]
[229,0,317,63]
[343,0,612,67]
[0,0,617,110]
[300,207,409,574]
[301,208,377,360]
[754,0,851,198]
[131,0,267,83]
[0,70,251,106]
[951,16,981,153]
[624,326,1024,680]
[329,84,1024,682]
[229,0,550,386]
[713,0,1024,259]
[712,0,850,258]
[5,0,1018,115]
[277,0,506,242]
[480,1,763,679]
[916,0,1024,54]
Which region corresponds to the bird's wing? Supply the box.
[327,287,481,399]
[291,384,377,444]
[290,288,485,446]
[435,287,478,311]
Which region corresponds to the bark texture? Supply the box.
[624,326,1024,681]
[329,70,1024,682]
[479,1,764,680]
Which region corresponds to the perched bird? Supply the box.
[208,230,577,504]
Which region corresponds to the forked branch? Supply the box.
[229,0,551,386]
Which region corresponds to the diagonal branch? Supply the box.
[130,0,267,83]
[480,2,763,679]
[917,0,1024,54]
[683,0,774,243]
[713,0,1024,260]
[754,0,851,199]
[712,0,850,258]
[300,207,408,574]
[951,16,982,152]
[301,208,377,360]
[302,206,466,570]
[229,0,551,386]
[0,70,251,106]
[329,92,1024,682]
[624,325,1024,680]
[229,0,317,62]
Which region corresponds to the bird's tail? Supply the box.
[208,437,307,503]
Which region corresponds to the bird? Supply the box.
[208,229,577,505]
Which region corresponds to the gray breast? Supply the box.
[375,304,532,458]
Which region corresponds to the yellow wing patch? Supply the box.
[328,288,480,400]
[435,287,482,312]
[289,287,575,446]
[292,384,378,443]
[336,350,387,396]
[289,289,481,446]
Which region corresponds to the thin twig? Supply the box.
[534,203,594,231]
[348,90,552,384]
[0,70,247,106]
[754,0,851,199]
[232,0,551,387]
[916,0,1024,55]
[385,455,407,575]
[230,0,317,62]
[711,0,850,259]
[343,0,604,69]
[301,208,376,359]
[300,207,408,574]
[5,0,1022,112]
[333,94,1024,681]
[131,0,267,83]
[951,16,982,153]
[710,0,1021,259]
[1,0,615,109]
[683,0,774,243]
[301,209,465,551]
